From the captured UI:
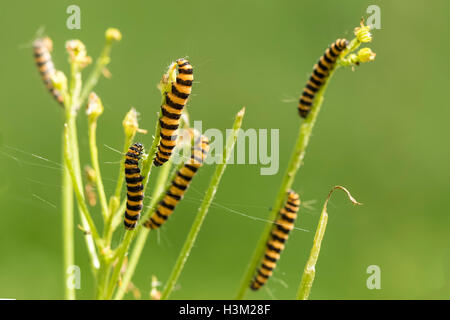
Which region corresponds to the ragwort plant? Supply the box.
[35,27,244,300]
[235,20,374,299]
[33,19,375,300]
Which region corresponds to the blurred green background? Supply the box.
[1,0,449,300]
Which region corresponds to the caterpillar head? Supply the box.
[336,38,349,50]
[287,190,300,203]
[33,37,53,52]
[133,142,144,155]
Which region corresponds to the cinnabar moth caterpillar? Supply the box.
[154,59,193,166]
[250,190,300,291]
[144,135,209,229]
[298,38,348,118]
[33,37,64,106]
[124,142,144,230]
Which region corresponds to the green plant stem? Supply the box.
[106,158,170,299]
[103,133,134,245]
[140,118,161,190]
[112,131,193,300]
[113,160,175,300]
[111,133,134,205]
[109,198,127,237]
[235,36,365,299]
[65,118,101,251]
[60,34,119,299]
[113,228,150,300]
[297,186,360,300]
[160,107,245,300]
[79,39,115,107]
[103,113,161,249]
[65,63,101,271]
[104,230,133,299]
[62,136,75,300]
[235,93,327,300]
[107,93,179,260]
[235,61,344,299]
[71,118,100,272]
[149,157,174,202]
[338,38,362,66]
[88,119,109,221]
[296,209,327,300]
[101,69,188,299]
[95,256,112,299]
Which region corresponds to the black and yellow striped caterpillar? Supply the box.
[144,135,209,229]
[33,37,64,106]
[250,190,300,291]
[124,142,144,230]
[298,38,348,118]
[154,58,194,167]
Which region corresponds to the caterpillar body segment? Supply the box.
[250,190,300,291]
[124,142,145,230]
[298,39,348,118]
[154,59,194,166]
[33,37,64,106]
[145,135,209,229]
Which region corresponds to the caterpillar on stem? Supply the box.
[154,59,194,166]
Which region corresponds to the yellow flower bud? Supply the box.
[105,28,122,42]
[66,39,92,67]
[86,92,104,119]
[357,48,376,63]
[354,21,372,43]
[123,108,148,137]
[123,108,139,137]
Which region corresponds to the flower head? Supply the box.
[357,48,376,63]
[105,28,122,42]
[123,108,147,137]
[354,20,372,43]
[66,39,92,67]
[86,92,104,120]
